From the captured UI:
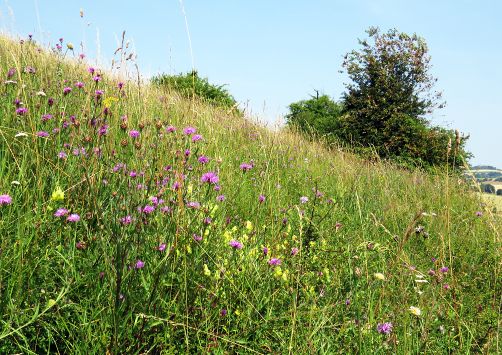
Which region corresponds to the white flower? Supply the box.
[409,306,422,316]
[374,273,385,280]
[15,132,28,138]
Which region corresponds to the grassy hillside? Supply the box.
[0,36,500,353]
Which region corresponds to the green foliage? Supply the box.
[285,93,343,141]
[482,183,496,194]
[341,27,470,169]
[152,70,239,111]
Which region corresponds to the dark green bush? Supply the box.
[152,70,239,111]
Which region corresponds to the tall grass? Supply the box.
[0,35,500,353]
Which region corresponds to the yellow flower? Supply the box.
[67,42,74,50]
[102,96,119,108]
[409,306,422,316]
[245,220,253,231]
[51,187,64,202]
[203,264,211,276]
[374,273,385,281]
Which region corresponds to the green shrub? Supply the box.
[152,70,239,111]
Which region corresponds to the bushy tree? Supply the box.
[285,93,343,140]
[152,70,239,111]
[481,184,496,194]
[341,27,469,168]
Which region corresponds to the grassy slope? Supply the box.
[0,36,500,353]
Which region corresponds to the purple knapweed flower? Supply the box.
[184,149,191,157]
[36,131,49,138]
[203,217,212,225]
[377,322,393,335]
[16,107,28,116]
[75,81,84,88]
[263,247,269,255]
[158,243,167,252]
[239,163,253,172]
[443,283,450,290]
[166,125,176,133]
[88,67,95,74]
[58,151,67,159]
[120,215,132,225]
[7,67,16,78]
[0,194,13,205]
[258,194,266,203]
[129,130,140,138]
[475,211,483,217]
[229,239,243,249]
[268,258,282,266]
[186,201,200,209]
[428,269,436,276]
[216,195,225,202]
[183,127,196,135]
[67,213,80,222]
[41,114,53,122]
[142,205,155,214]
[214,185,221,191]
[291,247,299,256]
[440,266,449,273]
[198,156,209,164]
[135,260,145,269]
[76,241,86,250]
[98,125,109,136]
[201,172,219,184]
[300,196,309,204]
[192,134,203,142]
[193,234,202,241]
[48,98,55,106]
[93,75,101,82]
[220,308,227,316]
[117,82,124,90]
[95,90,104,97]
[63,87,72,95]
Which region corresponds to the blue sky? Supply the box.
[1,0,500,167]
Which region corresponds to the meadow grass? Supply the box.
[0,35,500,354]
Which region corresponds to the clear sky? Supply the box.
[1,0,500,167]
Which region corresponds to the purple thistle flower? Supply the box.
[93,75,101,82]
[75,81,84,88]
[440,266,449,273]
[129,130,140,138]
[120,215,132,225]
[66,213,80,222]
[158,243,166,252]
[183,127,196,135]
[198,156,209,164]
[184,149,191,157]
[203,217,212,225]
[220,308,227,316]
[142,205,155,214]
[214,185,221,191]
[135,260,145,269]
[258,194,266,203]
[192,134,203,142]
[95,90,104,97]
[201,172,219,184]
[186,201,200,209]
[239,163,253,172]
[0,194,13,205]
[117,82,124,90]
[41,114,53,122]
[291,247,299,256]
[16,107,28,116]
[268,258,282,266]
[300,196,309,204]
[377,322,393,335]
[54,208,69,217]
[88,67,95,74]
[475,211,483,217]
[193,234,202,241]
[263,247,269,255]
[7,67,16,78]
[98,125,109,136]
[216,195,225,202]
[76,241,86,250]
[58,151,67,159]
[63,87,72,95]
[229,239,243,249]
[36,131,49,138]
[48,98,55,106]
[166,125,176,133]
[428,269,436,276]
[443,283,450,290]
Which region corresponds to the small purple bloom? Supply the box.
[229,239,243,249]
[95,90,104,97]
[198,156,209,164]
[158,243,166,252]
[135,260,145,269]
[129,130,140,138]
[475,211,483,217]
[98,125,109,136]
[36,131,49,138]
[291,247,299,256]
[57,151,67,159]
[16,107,28,116]
[120,215,132,225]
[300,196,309,204]
[192,134,203,142]
[63,87,72,95]
[183,127,196,135]
[75,81,84,88]
[186,201,200,209]
[193,234,203,241]
[258,194,266,203]
[117,82,124,90]
[201,172,219,184]
[263,247,269,255]
[93,75,101,82]
[41,114,53,122]
[0,194,13,205]
[203,217,212,225]
[268,258,282,266]
[220,308,227,316]
[216,195,225,202]
[67,213,80,222]
[377,322,393,335]
[142,205,155,214]
[443,283,450,290]
[240,163,253,171]
[54,208,69,217]
[440,266,449,273]
[166,125,176,133]
[428,269,436,276]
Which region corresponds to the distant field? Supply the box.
[481,193,502,211]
